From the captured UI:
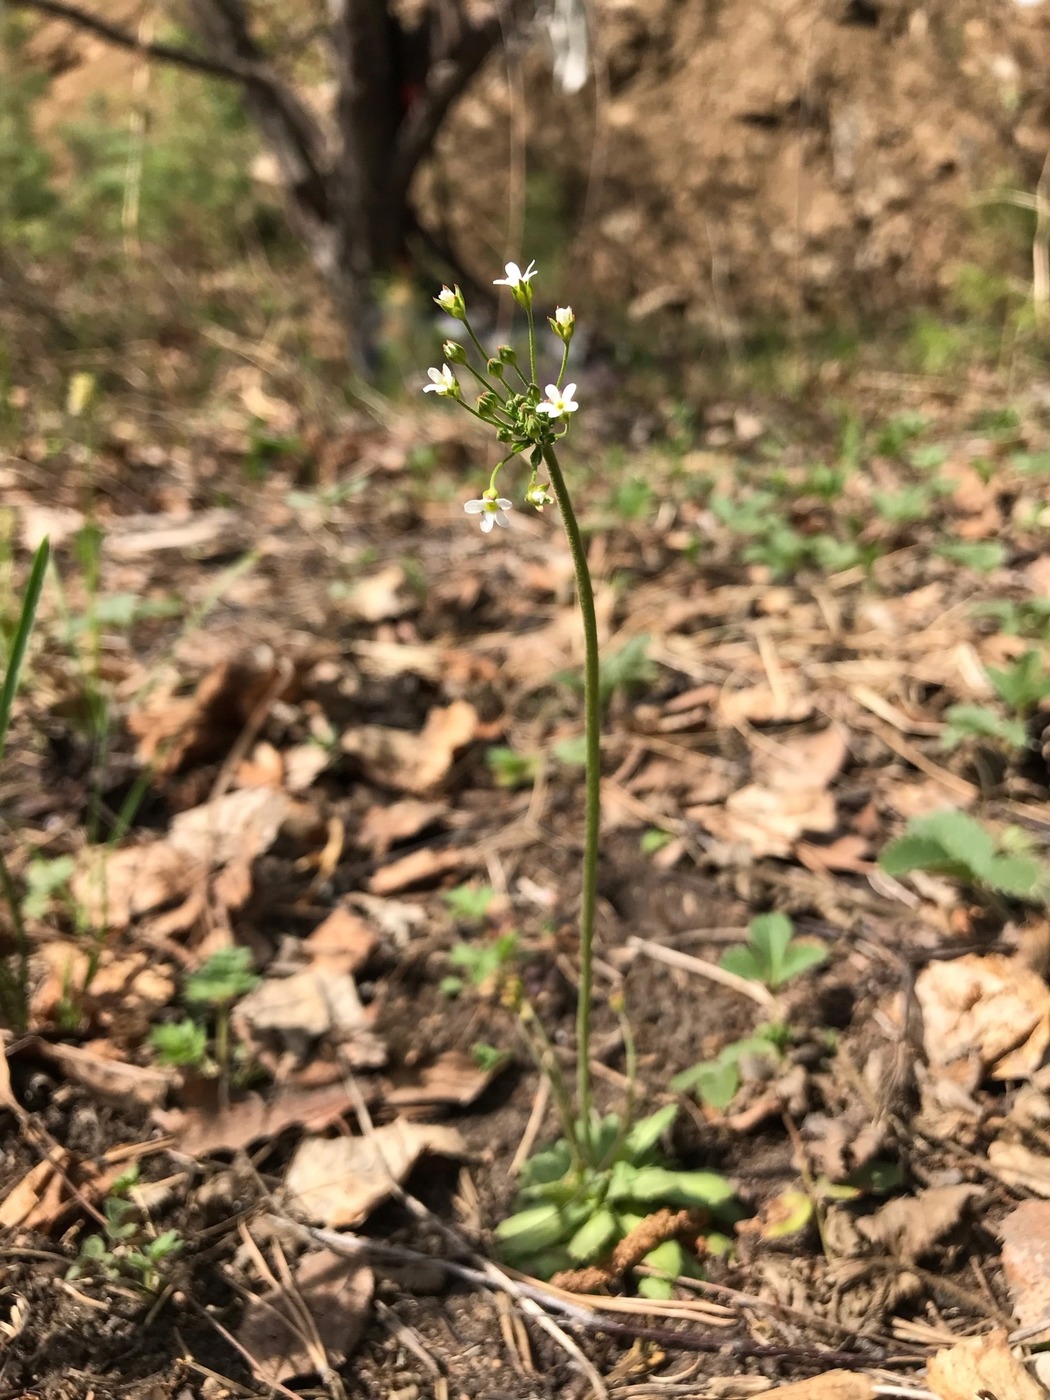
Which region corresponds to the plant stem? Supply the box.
[542,444,600,1150]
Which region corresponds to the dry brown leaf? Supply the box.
[988,1138,1050,1196]
[358,799,445,857]
[854,1185,982,1262]
[1000,1200,1050,1341]
[169,787,292,868]
[0,1155,65,1230]
[915,953,1050,1080]
[15,1037,171,1107]
[234,741,284,790]
[385,1049,502,1112]
[128,655,292,774]
[751,725,849,791]
[283,1120,466,1226]
[927,1329,1044,1400]
[342,565,414,622]
[237,1248,374,1385]
[157,1082,359,1157]
[796,834,872,876]
[757,1374,874,1400]
[283,743,331,793]
[342,699,478,794]
[303,908,377,976]
[689,784,837,859]
[71,843,199,932]
[368,845,478,895]
[718,686,813,726]
[233,970,385,1070]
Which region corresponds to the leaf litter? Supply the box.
[5,367,1050,1400]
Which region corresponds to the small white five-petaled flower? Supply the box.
[464,494,513,533]
[423,363,458,396]
[537,382,578,419]
[553,306,574,331]
[493,260,538,290]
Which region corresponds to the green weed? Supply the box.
[720,912,827,992]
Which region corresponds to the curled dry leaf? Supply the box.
[237,1248,374,1386]
[368,844,478,895]
[915,953,1050,1080]
[303,907,377,976]
[854,1184,983,1263]
[358,799,446,858]
[1000,1199,1050,1341]
[927,1329,1045,1400]
[233,969,386,1071]
[156,1081,361,1157]
[385,1049,504,1113]
[341,699,478,794]
[283,1120,467,1227]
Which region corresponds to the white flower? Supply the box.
[464,495,513,533]
[537,382,578,419]
[434,284,465,318]
[423,363,458,396]
[553,306,574,330]
[525,481,554,510]
[493,260,538,290]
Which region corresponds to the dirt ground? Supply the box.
[3,345,1050,1397]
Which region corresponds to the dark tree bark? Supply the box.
[9,0,526,376]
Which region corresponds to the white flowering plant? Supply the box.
[422,263,734,1292]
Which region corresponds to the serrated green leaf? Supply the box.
[518,1140,574,1192]
[942,704,1027,751]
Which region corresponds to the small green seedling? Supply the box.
[21,854,75,920]
[441,932,520,999]
[149,1018,209,1069]
[974,598,1050,642]
[720,912,827,992]
[935,540,1006,573]
[487,746,540,790]
[873,411,928,458]
[67,1166,182,1294]
[185,946,259,1080]
[941,704,1027,753]
[443,883,496,923]
[987,651,1050,715]
[670,1024,789,1111]
[495,1103,735,1295]
[472,1041,511,1073]
[880,810,1050,904]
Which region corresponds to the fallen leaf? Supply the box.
[71,843,199,932]
[855,1185,983,1262]
[13,1037,171,1108]
[1000,1199,1050,1341]
[368,845,478,895]
[689,784,837,859]
[283,1120,467,1226]
[233,970,386,1070]
[385,1049,502,1112]
[237,1248,373,1385]
[796,834,873,875]
[756,1373,874,1400]
[303,908,377,976]
[157,1082,358,1157]
[342,565,414,622]
[341,700,478,794]
[359,800,446,858]
[718,686,813,726]
[915,953,1050,1080]
[168,787,292,869]
[128,655,293,775]
[751,725,849,791]
[927,1329,1044,1400]
[989,1137,1050,1196]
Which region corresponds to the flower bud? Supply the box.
[550,306,575,342]
[497,345,518,366]
[476,392,500,420]
[486,358,506,379]
[525,481,554,511]
[443,340,468,364]
[434,284,466,320]
[496,426,515,443]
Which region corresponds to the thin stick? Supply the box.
[626,936,775,1010]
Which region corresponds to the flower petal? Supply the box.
[496,498,513,510]
[562,383,576,399]
[464,499,484,514]
[480,513,495,532]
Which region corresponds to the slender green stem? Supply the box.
[556,342,570,388]
[0,847,29,1031]
[542,444,600,1150]
[461,316,493,369]
[0,538,49,762]
[526,304,537,385]
[517,1000,582,1164]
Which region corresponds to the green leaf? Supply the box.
[567,1208,619,1263]
[776,941,828,983]
[622,1104,678,1161]
[637,1239,690,1300]
[495,1202,589,1261]
[612,1166,736,1212]
[640,828,675,855]
[761,1188,814,1239]
[718,946,765,982]
[0,537,49,764]
[553,734,587,766]
[748,912,794,981]
[671,1057,740,1111]
[518,1140,574,1192]
[935,540,1006,572]
[942,704,1027,751]
[185,946,258,1007]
